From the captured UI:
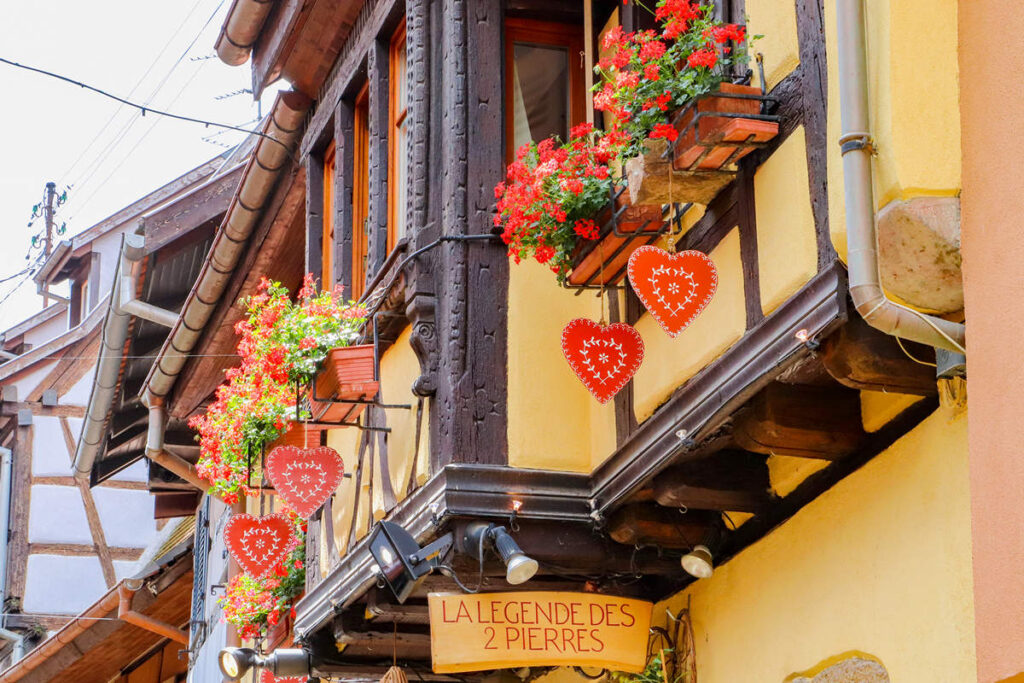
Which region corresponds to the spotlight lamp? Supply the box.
[680,544,714,580]
[463,522,539,586]
[368,521,454,603]
[218,647,312,681]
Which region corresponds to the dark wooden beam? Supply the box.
[591,262,848,515]
[820,314,938,396]
[733,382,865,459]
[607,504,718,549]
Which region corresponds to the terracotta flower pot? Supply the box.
[266,421,323,451]
[310,344,378,424]
[568,193,664,286]
[672,82,779,171]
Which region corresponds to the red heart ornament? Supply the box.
[265,446,345,519]
[262,671,306,683]
[627,246,718,337]
[224,513,296,578]
[561,319,645,404]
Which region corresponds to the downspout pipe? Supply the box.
[836,0,967,353]
[117,580,189,646]
[73,232,180,482]
[119,232,178,329]
[145,400,208,491]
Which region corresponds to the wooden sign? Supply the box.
[427,592,652,673]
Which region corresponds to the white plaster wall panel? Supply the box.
[91,487,156,547]
[23,314,70,346]
[10,363,53,398]
[109,459,149,483]
[28,485,93,544]
[62,368,97,404]
[23,554,109,613]
[93,230,124,300]
[30,416,72,477]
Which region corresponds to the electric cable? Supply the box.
[0,56,292,159]
[58,0,209,184]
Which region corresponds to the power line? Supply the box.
[0,56,290,157]
[57,0,209,185]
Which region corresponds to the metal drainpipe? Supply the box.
[145,401,209,492]
[0,447,24,663]
[836,0,967,353]
[72,232,178,482]
[119,231,178,328]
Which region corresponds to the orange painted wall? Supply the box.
[960,1,1024,680]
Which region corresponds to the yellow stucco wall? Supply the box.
[537,407,975,683]
[324,326,422,558]
[666,406,975,682]
[825,0,961,260]
[632,228,746,422]
[747,0,800,90]
[507,260,617,472]
[755,126,819,314]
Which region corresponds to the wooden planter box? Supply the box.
[568,193,663,286]
[626,84,779,206]
[310,344,378,424]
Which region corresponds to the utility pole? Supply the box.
[41,182,57,306]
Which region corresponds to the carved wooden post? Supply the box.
[434,0,508,469]
[367,39,390,274]
[334,100,356,294]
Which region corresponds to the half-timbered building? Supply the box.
[43,0,1024,680]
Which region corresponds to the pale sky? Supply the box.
[0,0,287,329]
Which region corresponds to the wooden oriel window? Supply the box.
[322,141,336,287]
[387,20,409,253]
[504,18,586,162]
[352,85,370,299]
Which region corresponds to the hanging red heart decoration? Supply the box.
[261,671,306,683]
[627,246,718,337]
[265,446,345,519]
[224,513,296,578]
[561,319,645,404]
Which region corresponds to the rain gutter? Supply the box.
[215,0,275,66]
[140,90,310,413]
[836,0,966,353]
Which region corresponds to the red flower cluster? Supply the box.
[594,0,751,159]
[189,276,366,501]
[220,510,307,640]
[494,122,624,281]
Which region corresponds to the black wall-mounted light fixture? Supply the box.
[463,522,538,585]
[368,521,453,603]
[219,647,311,681]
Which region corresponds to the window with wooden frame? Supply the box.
[352,84,370,300]
[387,20,408,253]
[505,18,586,163]
[322,140,336,287]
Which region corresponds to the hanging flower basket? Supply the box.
[625,84,778,206]
[568,191,664,286]
[310,344,378,424]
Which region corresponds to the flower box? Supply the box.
[625,85,779,207]
[672,83,779,171]
[310,344,378,424]
[568,193,664,286]
[266,421,323,451]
